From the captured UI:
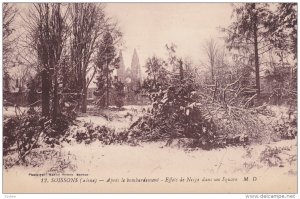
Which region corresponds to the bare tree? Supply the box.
[203,38,219,81]
[25,3,68,118]
[69,3,112,113]
[10,65,33,91]
[3,3,18,70]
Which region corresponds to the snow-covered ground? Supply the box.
[3,139,297,193]
[77,105,151,132]
[3,105,297,193]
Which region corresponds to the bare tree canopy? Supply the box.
[3,3,18,69]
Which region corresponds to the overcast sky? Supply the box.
[105,3,233,69]
[9,3,234,86]
[12,3,233,68]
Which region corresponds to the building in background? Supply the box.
[87,48,148,106]
[117,48,142,87]
[116,48,146,105]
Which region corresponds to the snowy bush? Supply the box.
[3,117,19,155]
[130,73,227,149]
[72,122,128,145]
[3,113,45,162]
[3,110,75,164]
[212,106,263,144]
[134,46,250,149]
[273,116,297,140]
[259,146,291,167]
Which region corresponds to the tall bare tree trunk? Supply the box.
[53,70,59,120]
[106,58,109,107]
[252,3,260,97]
[81,77,87,113]
[42,69,50,117]
[69,3,108,112]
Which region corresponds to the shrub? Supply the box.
[71,122,128,145]
[129,74,229,149]
[3,110,75,163]
[260,146,283,167]
[3,113,45,161]
[273,117,297,140]
[212,106,263,144]
[3,117,19,155]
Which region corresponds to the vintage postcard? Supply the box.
[2,2,297,194]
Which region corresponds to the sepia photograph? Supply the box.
[2,2,298,194]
